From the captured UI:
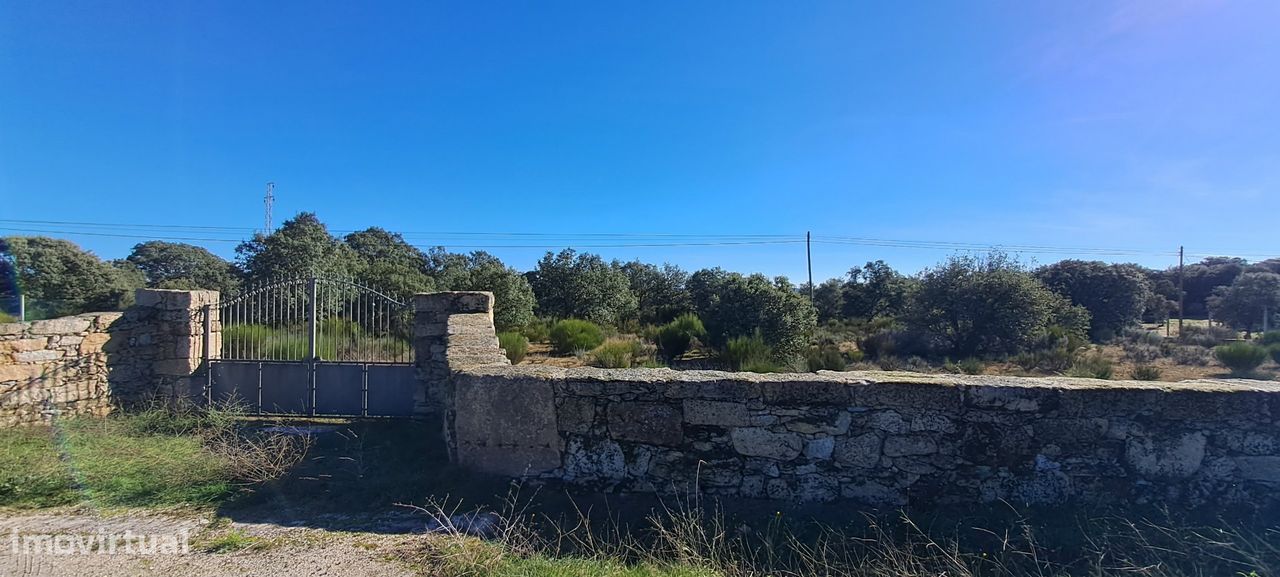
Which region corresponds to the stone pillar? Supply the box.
[412,291,509,417]
[118,288,219,406]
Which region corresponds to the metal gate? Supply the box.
[204,276,417,417]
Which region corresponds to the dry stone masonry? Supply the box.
[5,287,1279,510]
[0,313,118,426]
[0,289,219,426]
[450,366,1280,508]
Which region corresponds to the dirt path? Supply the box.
[0,510,427,577]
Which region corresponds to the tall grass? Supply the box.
[405,491,1280,577]
[721,332,778,372]
[498,331,529,364]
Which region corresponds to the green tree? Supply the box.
[842,260,913,320]
[687,268,816,362]
[343,228,433,296]
[1,236,143,317]
[810,278,845,323]
[126,241,241,294]
[527,249,637,326]
[425,248,535,331]
[1179,257,1247,318]
[1036,260,1151,341]
[619,260,691,325]
[909,253,1089,357]
[1208,272,1280,336]
[235,212,358,283]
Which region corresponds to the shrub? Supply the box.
[688,268,816,362]
[1131,365,1162,381]
[1015,325,1087,372]
[956,357,985,375]
[520,318,551,343]
[909,252,1090,357]
[1179,324,1236,348]
[805,344,846,372]
[1259,331,1280,346]
[1270,345,1280,365]
[722,332,773,372]
[549,319,605,355]
[497,332,528,364]
[1118,327,1164,346]
[876,355,903,371]
[655,313,706,360]
[590,338,652,369]
[1214,342,1269,376]
[1171,345,1212,366]
[1066,352,1113,379]
[1123,343,1163,364]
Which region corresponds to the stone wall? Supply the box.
[413,291,509,423]
[0,313,119,426]
[450,365,1280,508]
[0,289,219,426]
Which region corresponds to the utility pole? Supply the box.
[263,182,275,235]
[1177,246,1185,334]
[806,231,814,301]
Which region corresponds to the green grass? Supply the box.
[199,528,264,553]
[416,537,721,577]
[0,426,79,508]
[0,415,232,510]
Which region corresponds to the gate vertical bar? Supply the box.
[308,276,318,416]
[202,304,213,405]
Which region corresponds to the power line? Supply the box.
[1,218,1276,259]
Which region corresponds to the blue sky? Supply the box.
[2,1,1278,282]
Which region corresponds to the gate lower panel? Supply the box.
[209,361,417,417]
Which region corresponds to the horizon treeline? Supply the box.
[3,212,1280,360]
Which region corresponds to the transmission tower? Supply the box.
[263,182,275,234]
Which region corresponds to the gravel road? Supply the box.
[0,509,429,577]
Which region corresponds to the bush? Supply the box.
[549,319,605,355]
[1270,345,1280,365]
[1214,342,1269,376]
[1131,365,1162,381]
[655,313,706,360]
[590,338,652,369]
[1259,331,1280,346]
[1171,345,1212,366]
[1123,343,1163,364]
[1015,325,1087,372]
[909,252,1090,357]
[1066,352,1113,379]
[1118,327,1163,346]
[1179,324,1237,348]
[956,357,985,375]
[688,268,816,363]
[722,332,773,372]
[497,332,528,364]
[805,344,846,372]
[520,318,551,343]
